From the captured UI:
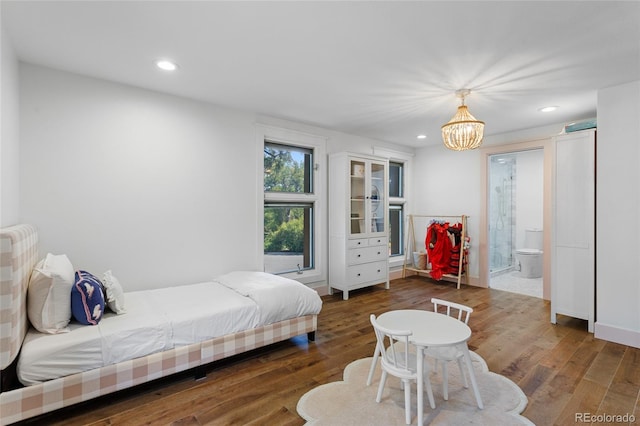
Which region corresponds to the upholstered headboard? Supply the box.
[0,224,38,371]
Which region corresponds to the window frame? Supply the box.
[373,148,412,269]
[257,125,326,284]
[388,161,406,259]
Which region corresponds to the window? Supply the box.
[264,142,314,274]
[264,142,312,194]
[264,203,313,272]
[389,204,404,256]
[389,161,405,257]
[389,161,403,198]
[259,128,326,283]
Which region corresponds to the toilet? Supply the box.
[516,228,543,278]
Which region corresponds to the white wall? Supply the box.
[17,64,411,292]
[1,26,20,227]
[412,146,481,278]
[595,80,640,348]
[20,65,260,290]
[515,149,543,249]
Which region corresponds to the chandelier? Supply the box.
[441,89,485,151]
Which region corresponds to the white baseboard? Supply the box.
[594,322,640,349]
[389,269,403,281]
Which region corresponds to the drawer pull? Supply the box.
[357,273,361,277]
[377,252,381,255]
[357,254,361,258]
[377,269,381,273]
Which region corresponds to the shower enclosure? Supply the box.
[489,154,515,274]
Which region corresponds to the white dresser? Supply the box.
[328,153,389,300]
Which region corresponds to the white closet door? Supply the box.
[551,129,595,332]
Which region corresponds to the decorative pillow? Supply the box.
[102,270,126,314]
[71,270,105,325]
[27,253,75,333]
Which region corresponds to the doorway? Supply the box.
[479,140,552,300]
[487,149,544,298]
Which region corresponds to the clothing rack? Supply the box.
[402,214,468,289]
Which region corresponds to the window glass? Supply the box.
[264,203,313,274]
[264,142,313,193]
[389,161,403,198]
[389,204,403,256]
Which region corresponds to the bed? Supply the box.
[0,224,322,425]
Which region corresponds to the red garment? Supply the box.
[447,223,463,275]
[425,222,453,280]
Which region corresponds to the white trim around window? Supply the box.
[373,147,414,269]
[256,124,327,285]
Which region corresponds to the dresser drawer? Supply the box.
[368,236,388,247]
[348,245,387,265]
[348,238,369,249]
[347,261,388,285]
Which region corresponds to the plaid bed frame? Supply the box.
[0,224,38,371]
[0,225,317,425]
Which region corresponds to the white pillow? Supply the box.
[102,270,126,314]
[27,253,75,333]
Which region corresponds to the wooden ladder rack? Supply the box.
[402,214,468,289]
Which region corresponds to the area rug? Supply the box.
[297,351,534,425]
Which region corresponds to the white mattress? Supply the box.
[18,274,322,386]
[213,271,324,325]
[18,288,175,386]
[153,281,259,347]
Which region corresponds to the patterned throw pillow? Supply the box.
[71,270,105,325]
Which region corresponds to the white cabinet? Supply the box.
[551,129,595,332]
[329,153,389,300]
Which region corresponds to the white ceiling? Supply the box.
[2,1,639,148]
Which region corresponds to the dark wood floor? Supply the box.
[20,276,640,425]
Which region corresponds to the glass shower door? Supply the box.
[489,154,515,273]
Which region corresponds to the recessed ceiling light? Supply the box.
[155,60,178,71]
[417,134,427,139]
[539,106,558,113]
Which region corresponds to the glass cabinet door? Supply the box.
[350,160,366,235]
[370,161,386,234]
